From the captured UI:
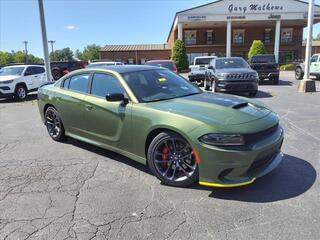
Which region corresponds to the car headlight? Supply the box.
[217,73,227,79]
[0,80,14,84]
[199,133,245,146]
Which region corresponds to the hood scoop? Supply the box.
[232,102,248,109]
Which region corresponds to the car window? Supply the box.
[35,67,45,74]
[62,78,71,88]
[311,55,318,63]
[90,73,124,98]
[0,66,24,76]
[24,67,38,76]
[68,73,90,93]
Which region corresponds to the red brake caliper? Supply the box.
[161,145,170,167]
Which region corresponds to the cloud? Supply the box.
[64,25,79,30]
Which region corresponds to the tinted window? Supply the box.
[311,55,318,63]
[195,58,215,65]
[215,58,249,69]
[250,55,275,63]
[34,66,45,74]
[24,67,38,76]
[122,69,201,103]
[91,73,124,97]
[146,61,174,70]
[69,73,90,93]
[62,78,70,88]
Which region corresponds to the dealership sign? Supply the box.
[187,15,207,21]
[228,3,284,14]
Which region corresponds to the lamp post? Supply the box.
[298,0,316,92]
[23,41,28,64]
[48,40,55,54]
[38,0,52,82]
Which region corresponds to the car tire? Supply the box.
[204,77,211,91]
[14,84,27,101]
[52,69,63,80]
[147,131,199,187]
[249,91,258,97]
[44,106,66,142]
[272,77,279,85]
[295,67,304,80]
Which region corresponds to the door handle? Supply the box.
[85,104,93,111]
[34,75,38,78]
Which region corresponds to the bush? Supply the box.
[171,40,189,70]
[248,40,266,59]
[280,63,295,70]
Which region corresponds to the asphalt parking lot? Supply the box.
[0,71,319,240]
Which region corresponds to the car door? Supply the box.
[310,55,319,74]
[32,66,46,88]
[83,72,132,149]
[23,66,37,90]
[55,73,91,137]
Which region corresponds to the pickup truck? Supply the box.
[188,56,217,83]
[249,54,279,84]
[295,54,320,80]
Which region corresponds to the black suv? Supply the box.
[249,54,280,85]
[51,61,87,80]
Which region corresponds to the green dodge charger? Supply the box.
[37,65,284,188]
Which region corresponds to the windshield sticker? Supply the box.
[158,77,167,82]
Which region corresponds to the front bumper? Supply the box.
[188,74,205,81]
[194,125,284,187]
[0,86,14,98]
[215,80,258,93]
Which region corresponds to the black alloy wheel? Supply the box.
[148,132,198,187]
[45,107,65,141]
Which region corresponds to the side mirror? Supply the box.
[106,93,128,104]
[24,71,32,76]
[208,65,214,70]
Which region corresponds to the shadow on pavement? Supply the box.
[66,138,151,175]
[0,92,37,103]
[259,79,293,86]
[203,154,316,203]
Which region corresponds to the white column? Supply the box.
[304,0,315,80]
[274,20,281,64]
[226,21,232,57]
[178,23,183,40]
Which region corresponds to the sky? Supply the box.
[1,0,320,58]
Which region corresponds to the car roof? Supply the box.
[195,56,217,59]
[89,61,121,64]
[147,60,174,63]
[3,64,44,68]
[81,65,161,73]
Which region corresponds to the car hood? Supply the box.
[216,68,256,75]
[0,75,20,81]
[147,92,271,126]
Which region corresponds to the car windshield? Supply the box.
[122,69,202,103]
[215,58,249,69]
[87,63,115,68]
[146,61,174,70]
[195,58,214,65]
[0,66,24,76]
[250,55,275,63]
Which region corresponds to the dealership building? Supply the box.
[100,0,320,64]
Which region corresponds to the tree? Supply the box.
[171,40,189,70]
[0,51,13,65]
[76,44,100,61]
[13,51,26,63]
[248,40,266,59]
[50,48,74,61]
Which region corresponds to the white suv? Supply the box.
[0,65,49,100]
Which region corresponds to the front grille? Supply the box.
[227,74,254,79]
[244,124,279,145]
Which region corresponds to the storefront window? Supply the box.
[206,30,214,44]
[281,28,293,43]
[184,30,197,45]
[233,30,245,44]
[128,59,134,64]
[264,28,272,44]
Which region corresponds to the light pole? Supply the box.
[38,0,52,82]
[298,0,316,92]
[48,40,55,54]
[23,41,28,64]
